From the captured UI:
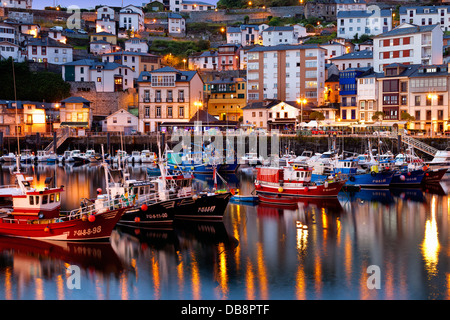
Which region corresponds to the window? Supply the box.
[97,77,102,82]
[438,95,444,106]
[426,96,432,106]
[113,117,117,123]
[156,106,161,118]
[179,106,184,117]
[167,106,173,118]
[415,96,421,106]
[145,106,150,118]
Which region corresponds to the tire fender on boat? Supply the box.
[371,171,377,177]
[349,176,356,182]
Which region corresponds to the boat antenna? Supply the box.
[101,144,110,199]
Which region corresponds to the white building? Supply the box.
[335,0,367,14]
[137,66,204,132]
[373,23,443,72]
[96,6,116,35]
[329,49,373,70]
[62,59,134,93]
[26,37,73,64]
[337,7,392,39]
[356,70,381,122]
[242,100,300,130]
[105,109,138,133]
[1,0,32,9]
[0,41,24,62]
[168,12,186,35]
[101,51,161,79]
[261,26,301,46]
[119,5,144,32]
[89,40,113,55]
[227,24,262,46]
[124,38,148,52]
[399,5,450,32]
[188,50,218,70]
[0,23,17,45]
[246,44,326,106]
[48,27,67,44]
[320,41,347,63]
[170,0,216,13]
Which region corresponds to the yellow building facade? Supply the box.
[205,77,246,121]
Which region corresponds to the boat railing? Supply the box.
[61,196,134,221]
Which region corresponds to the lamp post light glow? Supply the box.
[296,98,307,124]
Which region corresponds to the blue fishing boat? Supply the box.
[312,159,394,188]
[230,194,259,204]
[390,167,425,186]
[146,165,161,176]
[166,149,221,174]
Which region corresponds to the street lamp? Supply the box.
[183,58,187,70]
[296,98,307,126]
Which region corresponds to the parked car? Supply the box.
[77,29,88,34]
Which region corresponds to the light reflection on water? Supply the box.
[0,163,449,300]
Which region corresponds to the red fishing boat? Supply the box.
[254,164,346,200]
[0,172,130,241]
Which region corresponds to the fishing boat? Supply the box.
[0,168,130,240]
[85,150,101,162]
[35,150,57,163]
[255,164,346,200]
[167,149,221,174]
[60,150,82,163]
[127,151,141,164]
[230,194,259,204]
[240,153,263,166]
[0,173,63,219]
[146,164,161,176]
[141,150,157,163]
[20,149,34,163]
[1,153,16,162]
[0,195,129,241]
[422,167,448,184]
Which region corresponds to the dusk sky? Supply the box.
[33,0,218,9]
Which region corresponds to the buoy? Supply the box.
[192,194,198,200]
[88,214,96,222]
[44,226,50,232]
[81,214,88,221]
[278,187,283,193]
[236,189,240,194]
[400,175,405,181]
[191,166,194,170]
[141,204,148,211]
[304,187,309,192]
[324,181,329,188]
[425,173,429,176]
[407,172,411,176]
[97,188,102,194]
[174,165,178,169]
[134,217,141,223]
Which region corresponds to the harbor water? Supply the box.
[0,162,449,300]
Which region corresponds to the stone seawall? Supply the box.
[2,135,449,161]
[186,6,304,24]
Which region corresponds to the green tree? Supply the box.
[308,111,325,121]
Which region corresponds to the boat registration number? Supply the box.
[198,206,216,213]
[146,213,169,219]
[73,226,102,237]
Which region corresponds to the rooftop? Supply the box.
[330,49,373,60]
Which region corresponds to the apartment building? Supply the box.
[205,77,246,121]
[227,25,262,46]
[170,0,216,13]
[337,8,392,40]
[137,66,204,132]
[218,44,240,71]
[329,49,373,70]
[399,5,450,32]
[246,44,326,106]
[101,51,161,79]
[119,5,144,32]
[339,67,372,122]
[0,23,17,45]
[96,5,116,35]
[373,23,443,72]
[406,64,449,133]
[188,50,218,70]
[59,97,92,131]
[26,37,73,64]
[356,70,382,123]
[62,59,134,93]
[168,13,186,35]
[1,0,32,9]
[261,25,307,46]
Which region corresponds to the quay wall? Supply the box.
[2,135,450,160]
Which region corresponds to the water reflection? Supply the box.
[0,163,449,299]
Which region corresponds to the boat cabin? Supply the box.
[9,174,63,220]
[335,159,357,174]
[284,165,312,182]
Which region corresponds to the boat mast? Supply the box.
[12,59,20,174]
